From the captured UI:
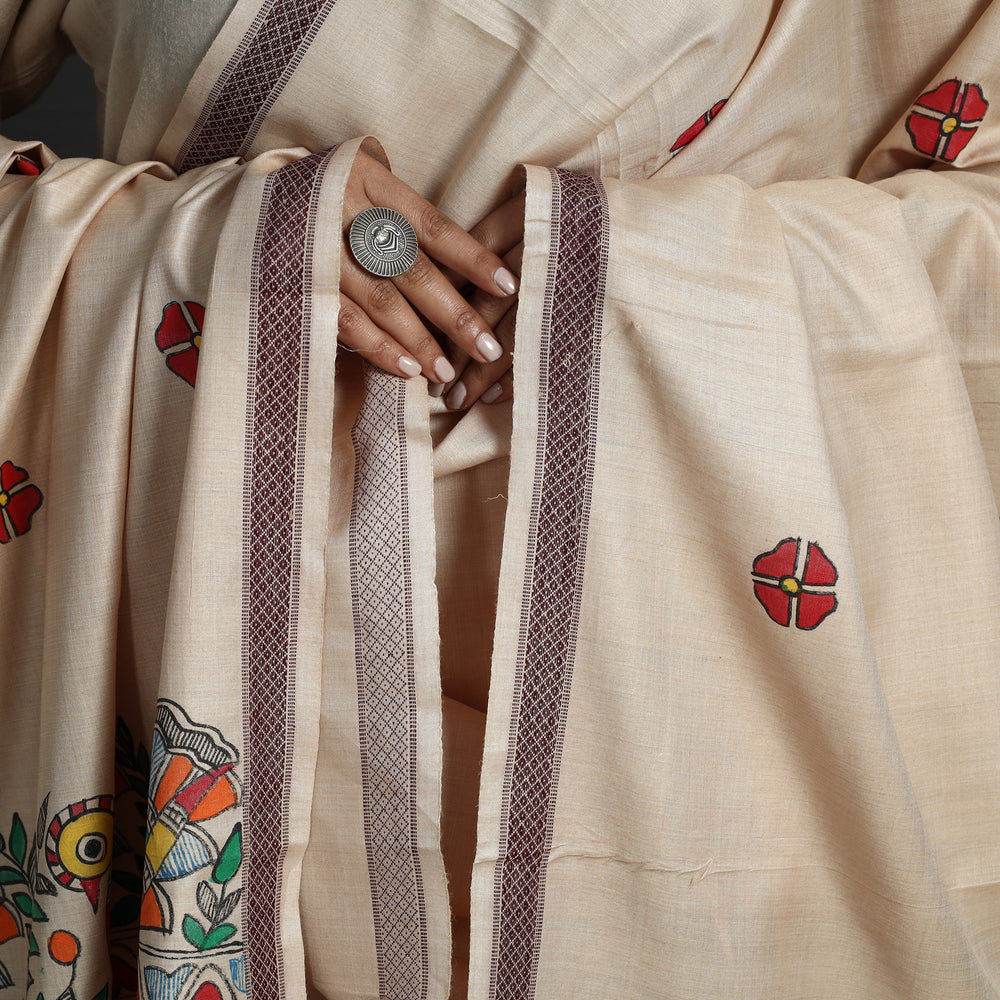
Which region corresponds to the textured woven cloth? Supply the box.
[2,1,1000,999]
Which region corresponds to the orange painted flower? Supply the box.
[47,929,80,966]
[0,903,19,945]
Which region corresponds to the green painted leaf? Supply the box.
[0,866,24,884]
[182,915,206,950]
[211,824,242,884]
[28,930,40,957]
[202,923,237,950]
[12,892,46,921]
[9,815,26,866]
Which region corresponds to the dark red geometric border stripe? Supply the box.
[243,150,332,1000]
[489,169,609,1000]
[350,366,429,1000]
[176,0,339,171]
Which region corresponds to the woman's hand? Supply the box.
[436,189,525,409]
[339,151,519,384]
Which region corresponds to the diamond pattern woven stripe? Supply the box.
[243,151,329,1000]
[490,169,609,1000]
[177,0,339,170]
[350,366,429,1000]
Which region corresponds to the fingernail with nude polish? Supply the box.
[398,356,422,378]
[434,356,456,383]
[428,381,446,397]
[494,267,518,296]
[446,381,467,410]
[481,382,503,404]
[476,332,502,362]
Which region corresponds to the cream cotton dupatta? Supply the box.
[2,1,1000,998]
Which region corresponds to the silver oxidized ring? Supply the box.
[349,206,419,278]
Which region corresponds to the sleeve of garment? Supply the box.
[497,3,1000,991]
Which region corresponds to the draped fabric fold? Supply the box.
[2,0,1000,998]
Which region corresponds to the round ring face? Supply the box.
[349,207,419,278]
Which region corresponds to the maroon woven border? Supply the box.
[176,0,338,170]
[350,367,429,1000]
[489,169,609,1000]
[243,150,331,1000]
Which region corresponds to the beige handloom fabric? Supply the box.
[1,1,1000,999]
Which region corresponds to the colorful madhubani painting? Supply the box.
[0,701,245,1000]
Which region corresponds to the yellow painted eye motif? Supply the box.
[46,796,114,911]
[58,815,112,878]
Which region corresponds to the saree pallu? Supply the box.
[2,0,1000,998]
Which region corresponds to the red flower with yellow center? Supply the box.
[906,79,988,162]
[155,300,205,387]
[0,461,43,543]
[751,537,838,630]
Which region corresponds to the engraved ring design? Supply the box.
[349,206,419,278]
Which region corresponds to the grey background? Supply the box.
[3,52,99,158]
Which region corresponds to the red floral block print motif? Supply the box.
[670,99,727,154]
[0,461,43,543]
[906,80,988,162]
[751,537,838,630]
[9,155,41,176]
[155,301,205,387]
